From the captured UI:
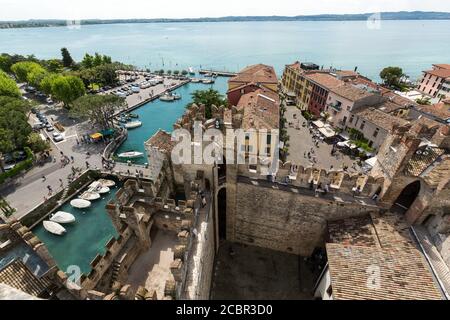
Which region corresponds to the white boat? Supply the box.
[159,93,175,102]
[190,78,200,83]
[97,179,116,187]
[88,182,110,194]
[118,151,144,159]
[43,221,66,236]
[201,79,215,84]
[188,67,195,75]
[172,93,181,100]
[70,198,92,209]
[80,191,101,201]
[124,121,142,129]
[50,211,76,224]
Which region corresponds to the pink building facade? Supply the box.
[418,64,450,98]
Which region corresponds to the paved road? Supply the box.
[284,104,362,173]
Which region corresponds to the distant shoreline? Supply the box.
[1,11,450,29]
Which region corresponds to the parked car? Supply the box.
[32,122,44,130]
[53,133,64,142]
[46,125,54,132]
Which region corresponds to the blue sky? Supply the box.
[1,0,449,20]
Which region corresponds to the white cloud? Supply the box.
[0,0,449,20]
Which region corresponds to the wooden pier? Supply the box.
[198,70,237,77]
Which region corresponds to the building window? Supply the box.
[373,128,379,138]
[349,115,354,123]
[360,121,366,131]
[368,141,373,147]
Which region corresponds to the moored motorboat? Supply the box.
[201,78,215,84]
[124,121,142,129]
[50,211,76,224]
[70,198,92,209]
[159,93,175,102]
[188,67,195,75]
[88,181,110,194]
[80,191,101,201]
[127,113,139,118]
[190,78,200,83]
[118,151,144,159]
[97,179,116,187]
[43,221,66,236]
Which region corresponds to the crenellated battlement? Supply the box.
[236,160,384,198]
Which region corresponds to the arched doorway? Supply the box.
[217,156,226,186]
[218,188,227,240]
[391,181,421,213]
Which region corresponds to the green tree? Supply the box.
[61,47,75,68]
[11,61,44,83]
[70,94,125,128]
[380,66,404,90]
[27,67,47,88]
[39,73,59,95]
[189,89,227,119]
[45,59,64,73]
[0,71,21,98]
[92,63,119,86]
[51,75,86,107]
[416,97,432,105]
[0,96,32,150]
[93,53,103,67]
[181,70,188,76]
[81,53,94,69]
[0,54,27,73]
[27,132,50,153]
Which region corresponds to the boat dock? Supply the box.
[111,78,190,117]
[199,70,237,77]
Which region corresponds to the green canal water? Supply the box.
[33,185,120,275]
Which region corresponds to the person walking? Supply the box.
[85,161,90,169]
[42,175,46,182]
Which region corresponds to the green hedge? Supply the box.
[0,147,34,184]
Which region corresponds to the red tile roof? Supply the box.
[433,64,450,70]
[424,68,450,79]
[326,212,443,300]
[331,84,375,102]
[304,72,343,90]
[237,89,280,130]
[229,64,278,86]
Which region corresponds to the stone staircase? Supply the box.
[57,187,70,206]
[110,261,121,286]
[411,225,450,299]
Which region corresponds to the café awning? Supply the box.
[90,133,103,140]
[318,125,336,138]
[312,120,325,128]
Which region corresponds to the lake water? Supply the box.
[1,20,450,80]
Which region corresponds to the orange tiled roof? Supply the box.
[424,68,450,79]
[145,130,176,153]
[0,260,52,297]
[356,108,409,131]
[433,64,450,70]
[416,102,450,121]
[331,84,375,102]
[304,72,343,90]
[326,212,443,300]
[229,64,278,85]
[237,89,279,130]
